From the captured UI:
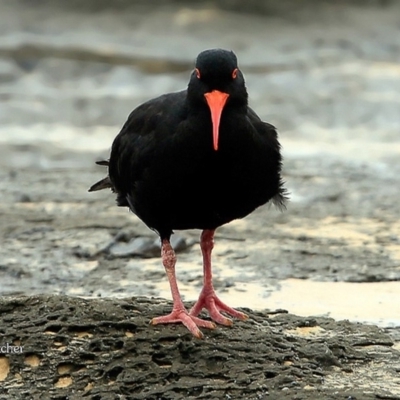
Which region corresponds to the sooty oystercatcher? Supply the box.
[89,49,287,338]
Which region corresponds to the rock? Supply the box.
[0,295,397,399]
[109,234,189,258]
[109,236,159,258]
[153,234,189,253]
[16,193,32,203]
[113,227,138,242]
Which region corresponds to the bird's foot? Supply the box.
[151,308,216,339]
[189,289,248,326]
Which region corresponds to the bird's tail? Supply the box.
[88,160,114,192]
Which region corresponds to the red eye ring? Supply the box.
[195,68,201,79]
[232,68,238,79]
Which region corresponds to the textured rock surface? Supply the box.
[0,295,398,400]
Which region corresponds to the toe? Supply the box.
[190,294,249,325]
[190,316,216,330]
[214,298,248,321]
[209,310,233,326]
[237,311,249,321]
[150,310,215,338]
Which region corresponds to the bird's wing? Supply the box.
[108,90,188,204]
[247,107,289,209]
[89,91,187,199]
[247,107,280,149]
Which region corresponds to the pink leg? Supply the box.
[151,238,216,338]
[190,230,248,325]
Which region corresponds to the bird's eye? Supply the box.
[232,68,238,79]
[195,68,201,79]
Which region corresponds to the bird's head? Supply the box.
[187,49,248,151]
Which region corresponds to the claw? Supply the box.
[151,309,216,338]
[190,290,248,326]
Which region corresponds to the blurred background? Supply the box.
[1,0,399,169]
[0,0,399,327]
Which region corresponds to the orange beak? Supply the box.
[204,90,229,151]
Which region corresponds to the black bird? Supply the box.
[89,49,286,338]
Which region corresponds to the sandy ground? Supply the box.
[0,1,400,398]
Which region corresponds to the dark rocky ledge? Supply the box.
[0,295,398,399]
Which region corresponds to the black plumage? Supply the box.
[90,49,287,338]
